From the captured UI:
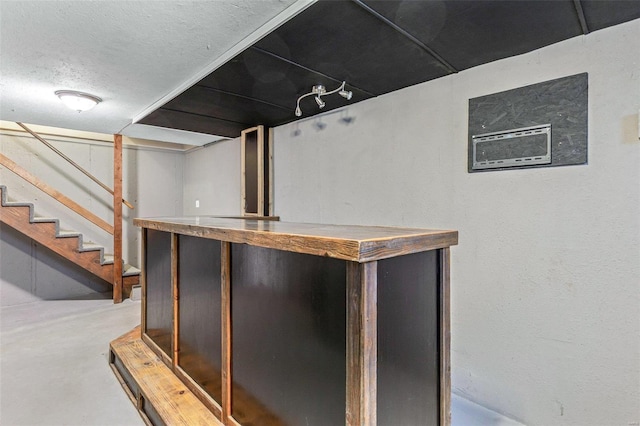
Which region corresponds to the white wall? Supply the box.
[272,20,639,425]
[0,132,184,305]
[183,138,241,216]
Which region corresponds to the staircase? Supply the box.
[0,185,140,293]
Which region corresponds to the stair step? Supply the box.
[3,201,32,208]
[80,242,103,252]
[123,264,141,276]
[57,230,81,238]
[32,217,58,223]
[102,255,141,276]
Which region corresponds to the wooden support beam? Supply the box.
[141,228,148,338]
[221,241,233,425]
[346,261,378,426]
[0,153,114,235]
[113,134,123,303]
[440,248,452,426]
[172,233,179,367]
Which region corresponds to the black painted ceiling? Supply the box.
[139,0,640,138]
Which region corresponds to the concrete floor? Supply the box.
[1,296,524,426]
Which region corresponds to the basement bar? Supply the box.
[110,217,458,426]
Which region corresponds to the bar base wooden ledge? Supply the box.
[109,327,223,426]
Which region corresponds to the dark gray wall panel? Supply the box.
[468,73,588,172]
[231,244,346,426]
[377,250,440,426]
[177,235,222,403]
[145,229,172,356]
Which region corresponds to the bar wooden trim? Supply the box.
[140,228,147,337]
[221,241,233,425]
[134,217,458,263]
[113,134,124,303]
[439,248,452,426]
[1,153,114,234]
[346,261,378,426]
[172,232,179,367]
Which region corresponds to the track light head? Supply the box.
[295,105,302,117]
[315,96,325,108]
[339,89,353,100]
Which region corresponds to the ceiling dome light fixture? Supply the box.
[294,81,352,117]
[55,90,102,112]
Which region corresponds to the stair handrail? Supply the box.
[15,122,134,209]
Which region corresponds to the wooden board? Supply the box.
[134,217,458,263]
[110,327,223,426]
[346,262,377,426]
[113,134,124,303]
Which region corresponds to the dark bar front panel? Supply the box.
[231,244,347,426]
[377,250,440,425]
[145,229,173,356]
[177,235,223,404]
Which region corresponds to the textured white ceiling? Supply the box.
[0,0,310,144]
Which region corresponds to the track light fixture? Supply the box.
[294,81,353,117]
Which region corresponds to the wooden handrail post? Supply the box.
[113,134,123,303]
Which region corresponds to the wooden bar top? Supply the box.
[134,217,457,263]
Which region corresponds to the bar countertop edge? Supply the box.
[134,216,458,263]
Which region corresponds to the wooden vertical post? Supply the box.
[140,228,147,338]
[113,134,123,303]
[221,241,232,425]
[346,261,377,426]
[172,233,179,368]
[440,248,452,426]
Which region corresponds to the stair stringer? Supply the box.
[0,185,139,287]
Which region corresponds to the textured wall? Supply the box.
[182,138,241,217]
[0,133,184,305]
[272,20,640,426]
